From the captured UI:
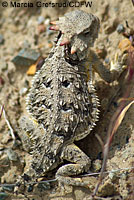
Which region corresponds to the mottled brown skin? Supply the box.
[17,10,125,189]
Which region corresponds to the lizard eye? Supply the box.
[83,29,92,36]
[84,31,91,36]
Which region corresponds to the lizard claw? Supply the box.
[110,52,127,72]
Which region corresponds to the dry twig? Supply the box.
[0,105,15,140]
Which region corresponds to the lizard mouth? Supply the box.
[49,24,76,55]
[59,38,76,55]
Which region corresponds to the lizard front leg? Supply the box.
[88,50,126,83]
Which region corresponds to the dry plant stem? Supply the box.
[0,105,15,140]
[0,105,4,119]
[93,49,134,197]
[95,134,104,149]
[1,166,134,188]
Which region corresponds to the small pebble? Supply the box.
[118,38,132,52]
[19,87,28,96]
[45,18,50,25]
[104,57,110,64]
[2,185,14,192]
[1,133,11,144]
[116,24,125,33]
[12,48,41,67]
[74,188,85,200]
[0,192,9,200]
[0,34,4,45]
[121,172,127,180]
[27,63,36,75]
[27,185,34,192]
[109,172,117,181]
[92,159,102,172]
[37,182,51,190]
[6,148,18,161]
[37,16,45,25]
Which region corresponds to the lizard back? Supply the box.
[27,45,99,143]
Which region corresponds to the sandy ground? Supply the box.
[0,0,134,199]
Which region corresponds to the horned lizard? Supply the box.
[16,10,125,192]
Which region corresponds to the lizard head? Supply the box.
[50,10,100,60]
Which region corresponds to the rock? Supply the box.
[116,24,125,33]
[109,172,118,181]
[45,18,50,25]
[37,16,45,25]
[26,63,37,75]
[6,148,18,161]
[37,182,51,191]
[74,188,86,200]
[98,180,117,196]
[2,185,14,192]
[1,133,12,144]
[118,38,132,52]
[12,48,41,67]
[0,34,4,45]
[19,87,28,96]
[0,192,9,200]
[104,57,110,64]
[1,165,21,183]
[92,159,102,172]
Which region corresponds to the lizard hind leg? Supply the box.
[56,143,91,187]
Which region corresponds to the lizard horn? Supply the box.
[49,25,59,31]
[50,21,59,25]
[71,46,76,54]
[60,38,70,46]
